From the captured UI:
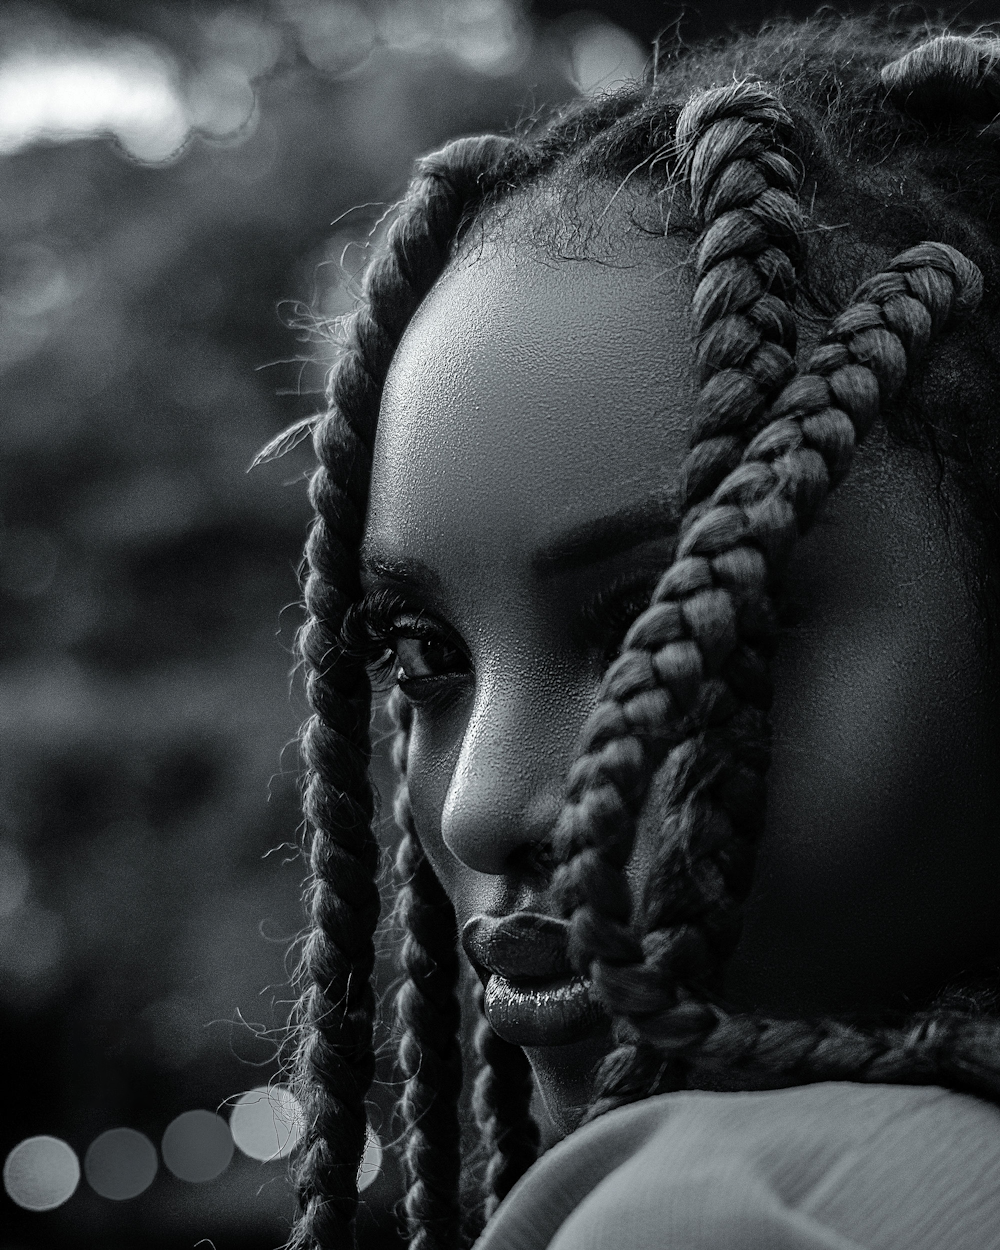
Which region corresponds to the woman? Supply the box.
[283,17,1000,1250]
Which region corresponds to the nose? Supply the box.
[440,670,571,876]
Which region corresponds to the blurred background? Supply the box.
[0,0,991,1247]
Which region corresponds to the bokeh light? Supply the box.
[229,1084,304,1161]
[0,43,190,162]
[380,0,528,75]
[0,19,262,165]
[0,0,549,171]
[358,1124,382,1193]
[565,17,648,95]
[3,1136,80,1211]
[161,1110,233,1183]
[282,0,377,78]
[84,1127,158,1200]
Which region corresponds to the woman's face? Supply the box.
[361,204,1000,1132]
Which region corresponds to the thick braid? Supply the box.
[471,984,540,1228]
[881,34,1000,122]
[634,250,979,1002]
[552,82,982,1066]
[390,688,466,1250]
[549,80,810,1018]
[291,135,514,1250]
[548,80,810,1105]
[582,240,982,1119]
[674,82,805,507]
[678,1002,1000,1104]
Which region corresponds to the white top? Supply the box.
[474,1082,1000,1249]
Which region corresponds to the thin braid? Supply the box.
[389,688,465,1250]
[291,421,380,1250]
[471,984,540,1228]
[291,135,514,1250]
[583,240,982,1118]
[390,698,539,1249]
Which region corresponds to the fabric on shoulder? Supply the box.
[473,1082,1000,1250]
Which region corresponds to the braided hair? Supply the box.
[288,135,518,1250]
[289,18,1000,1249]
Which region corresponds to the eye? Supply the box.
[393,634,467,686]
[382,612,471,704]
[344,588,472,705]
[576,571,663,664]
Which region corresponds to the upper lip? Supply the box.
[462,912,574,984]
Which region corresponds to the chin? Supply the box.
[522,1025,613,1137]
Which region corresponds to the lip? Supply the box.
[482,972,606,1046]
[462,911,574,981]
[462,912,608,1046]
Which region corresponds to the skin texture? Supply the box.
[361,206,1000,1132]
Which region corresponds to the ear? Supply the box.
[881,34,1000,125]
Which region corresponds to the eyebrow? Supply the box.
[360,493,679,588]
[531,493,679,576]
[359,552,443,591]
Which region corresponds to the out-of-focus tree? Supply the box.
[0,2,655,1246]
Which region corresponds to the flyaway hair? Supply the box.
[287,16,1000,1249]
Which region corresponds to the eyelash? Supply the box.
[576,571,662,663]
[345,570,665,703]
[342,588,469,702]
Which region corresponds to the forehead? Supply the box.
[363,221,696,581]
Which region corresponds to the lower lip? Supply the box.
[483,974,607,1047]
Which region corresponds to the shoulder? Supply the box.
[475,1083,1000,1250]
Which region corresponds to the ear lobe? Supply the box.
[881,35,1000,125]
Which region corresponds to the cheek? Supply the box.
[766,614,979,893]
[404,699,467,890]
[727,447,1000,1013]
[400,656,596,919]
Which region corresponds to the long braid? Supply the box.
[577,80,810,1103]
[584,239,982,1117]
[291,136,513,1250]
[548,80,810,1091]
[471,986,539,1229]
[291,404,380,1250]
[551,85,984,1116]
[390,699,539,1249]
[389,687,465,1250]
[390,699,539,1250]
[389,698,538,1248]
